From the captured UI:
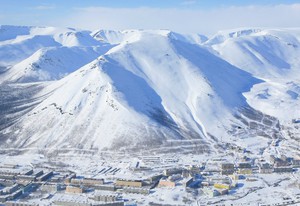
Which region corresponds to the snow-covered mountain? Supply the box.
[206,28,300,121]
[0,26,299,153]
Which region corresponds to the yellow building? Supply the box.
[214,183,230,190]
[158,179,176,188]
[66,186,84,193]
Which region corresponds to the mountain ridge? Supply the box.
[0,25,299,154]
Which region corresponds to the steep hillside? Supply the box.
[0,26,299,154]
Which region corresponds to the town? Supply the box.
[0,148,300,206]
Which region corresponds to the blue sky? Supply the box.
[1,0,300,34]
[1,0,300,8]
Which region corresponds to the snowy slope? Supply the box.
[0,26,112,82]
[206,28,300,79]
[0,29,261,152]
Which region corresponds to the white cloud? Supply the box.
[56,4,300,35]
